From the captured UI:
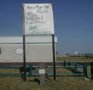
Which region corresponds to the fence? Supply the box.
[0,61,92,79]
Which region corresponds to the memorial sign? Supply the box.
[23,4,54,35]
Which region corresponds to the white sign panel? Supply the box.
[23,3,54,35]
[39,69,46,74]
[16,48,23,55]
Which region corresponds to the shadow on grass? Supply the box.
[29,78,40,85]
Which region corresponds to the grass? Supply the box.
[0,67,92,90]
[0,76,93,90]
[57,56,93,62]
[0,56,93,90]
[0,67,91,90]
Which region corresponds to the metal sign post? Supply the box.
[23,4,55,81]
[23,35,27,81]
[39,64,46,89]
[52,34,56,80]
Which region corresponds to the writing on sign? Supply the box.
[23,4,54,35]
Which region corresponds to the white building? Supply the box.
[0,35,57,64]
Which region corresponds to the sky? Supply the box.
[0,0,93,54]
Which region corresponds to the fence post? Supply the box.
[83,64,88,78]
[29,64,32,76]
[90,62,93,79]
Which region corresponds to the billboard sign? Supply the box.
[23,3,54,35]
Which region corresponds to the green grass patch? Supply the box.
[0,77,93,90]
[57,56,93,61]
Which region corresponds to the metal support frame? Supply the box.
[52,34,56,80]
[23,35,27,81]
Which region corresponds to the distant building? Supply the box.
[74,51,79,56]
